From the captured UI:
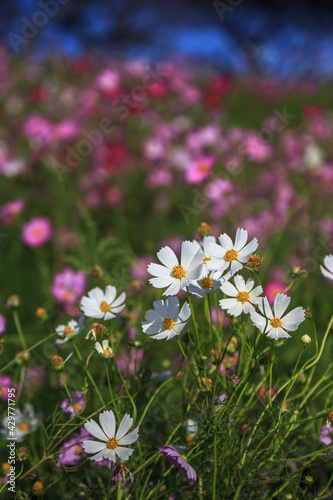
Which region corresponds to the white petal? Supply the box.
[234,228,248,251]
[148,263,172,277]
[166,296,180,318]
[267,326,290,340]
[219,298,237,310]
[82,440,106,454]
[221,281,238,297]
[206,242,225,259]
[234,274,246,291]
[230,260,243,276]
[218,233,233,250]
[103,448,116,462]
[149,276,174,289]
[321,265,333,280]
[84,419,108,441]
[116,414,133,440]
[157,246,178,268]
[115,446,134,461]
[237,238,258,261]
[111,292,126,308]
[179,302,191,322]
[117,427,139,446]
[281,307,305,331]
[181,241,196,268]
[88,287,105,303]
[263,297,273,319]
[163,280,181,296]
[105,286,116,304]
[99,410,116,438]
[89,449,107,462]
[243,302,255,315]
[250,311,267,333]
[273,293,290,318]
[227,301,243,317]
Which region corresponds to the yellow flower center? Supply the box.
[199,161,210,172]
[236,291,250,303]
[103,348,113,356]
[171,265,186,279]
[225,249,238,262]
[271,317,282,328]
[64,326,74,336]
[100,301,111,312]
[18,421,30,432]
[201,276,214,289]
[163,318,175,330]
[73,402,81,412]
[106,437,118,449]
[203,256,211,264]
[75,446,84,456]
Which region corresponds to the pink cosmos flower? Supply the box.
[0,376,18,400]
[0,198,25,225]
[185,155,216,184]
[21,217,52,248]
[23,114,53,145]
[51,267,87,305]
[145,168,173,188]
[160,445,196,485]
[56,428,89,467]
[242,133,272,163]
[264,280,288,305]
[60,392,84,418]
[0,314,6,335]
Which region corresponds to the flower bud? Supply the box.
[198,222,211,237]
[36,307,48,321]
[91,265,103,278]
[328,410,333,422]
[52,355,64,371]
[6,294,20,308]
[15,350,30,365]
[17,447,29,461]
[301,334,311,345]
[32,481,43,495]
[201,377,212,391]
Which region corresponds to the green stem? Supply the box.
[13,309,27,351]
[106,359,120,422]
[73,341,106,407]
[213,432,217,500]
[115,359,137,423]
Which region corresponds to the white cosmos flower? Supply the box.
[142,296,191,340]
[55,317,84,345]
[95,339,115,358]
[321,254,333,281]
[220,275,263,317]
[189,236,224,298]
[80,286,126,320]
[206,228,258,279]
[250,293,305,340]
[1,404,39,442]
[83,410,139,462]
[147,241,203,296]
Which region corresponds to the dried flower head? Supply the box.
[52,355,64,371]
[247,253,264,271]
[35,307,48,320]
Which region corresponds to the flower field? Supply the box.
[1,51,333,499]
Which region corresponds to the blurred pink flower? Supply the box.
[51,267,87,305]
[145,168,173,188]
[0,376,18,400]
[185,155,216,184]
[23,114,53,145]
[0,198,25,225]
[264,280,288,305]
[21,216,52,248]
[242,133,272,162]
[0,314,6,335]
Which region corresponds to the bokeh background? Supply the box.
[1,0,333,77]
